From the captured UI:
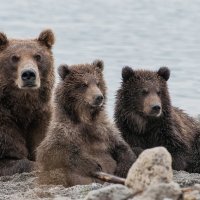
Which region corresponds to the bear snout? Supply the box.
[20,68,40,88]
[93,94,104,107]
[152,104,161,112]
[143,103,162,117]
[143,94,162,117]
[85,85,104,108]
[149,103,162,117]
[21,69,36,82]
[15,63,41,90]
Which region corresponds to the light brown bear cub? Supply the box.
[0,30,55,176]
[36,60,136,187]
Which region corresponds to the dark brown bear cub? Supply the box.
[36,60,136,187]
[115,66,200,173]
[0,30,55,175]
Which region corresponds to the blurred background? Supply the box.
[1,0,200,117]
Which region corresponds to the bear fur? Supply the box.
[0,30,55,175]
[114,66,200,173]
[36,60,136,187]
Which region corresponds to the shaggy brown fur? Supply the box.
[114,66,200,173]
[0,30,55,175]
[36,60,136,187]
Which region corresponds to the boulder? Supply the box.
[125,147,173,193]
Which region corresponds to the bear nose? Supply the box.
[94,95,104,105]
[152,105,161,112]
[21,69,36,81]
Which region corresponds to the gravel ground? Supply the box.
[0,170,200,200]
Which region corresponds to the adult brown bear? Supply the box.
[114,66,200,173]
[0,30,55,175]
[36,60,136,187]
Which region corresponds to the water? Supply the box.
[1,0,200,117]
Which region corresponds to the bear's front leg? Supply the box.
[111,139,137,178]
[0,122,34,175]
[171,151,188,171]
[27,108,51,161]
[68,147,103,177]
[132,147,144,157]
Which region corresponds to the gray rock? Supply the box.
[173,170,200,187]
[84,184,133,200]
[193,184,200,191]
[132,182,182,200]
[125,147,173,193]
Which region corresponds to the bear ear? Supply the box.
[0,32,8,50]
[58,64,70,80]
[92,59,104,71]
[38,29,55,49]
[157,67,170,81]
[122,66,134,82]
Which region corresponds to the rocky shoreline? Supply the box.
[1,170,199,200]
[1,147,200,200]
[1,171,200,200]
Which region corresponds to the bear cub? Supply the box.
[115,66,200,173]
[36,60,136,187]
[0,30,55,176]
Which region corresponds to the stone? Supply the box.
[84,184,133,200]
[182,184,200,200]
[183,190,200,200]
[125,147,173,193]
[132,182,182,200]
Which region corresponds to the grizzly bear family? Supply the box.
[1,30,200,185]
[36,60,136,186]
[115,66,200,173]
[0,30,55,175]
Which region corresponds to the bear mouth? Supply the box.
[90,102,104,108]
[21,83,38,89]
[148,111,162,118]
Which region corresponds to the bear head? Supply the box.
[0,29,55,95]
[56,59,106,123]
[119,66,171,118]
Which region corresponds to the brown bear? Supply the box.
[114,66,200,173]
[36,60,136,187]
[0,29,55,176]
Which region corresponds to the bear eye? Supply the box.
[157,91,161,96]
[11,55,20,63]
[79,83,88,89]
[142,89,149,95]
[34,54,42,62]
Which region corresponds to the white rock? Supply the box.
[125,147,173,193]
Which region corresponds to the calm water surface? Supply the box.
[1,0,200,117]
